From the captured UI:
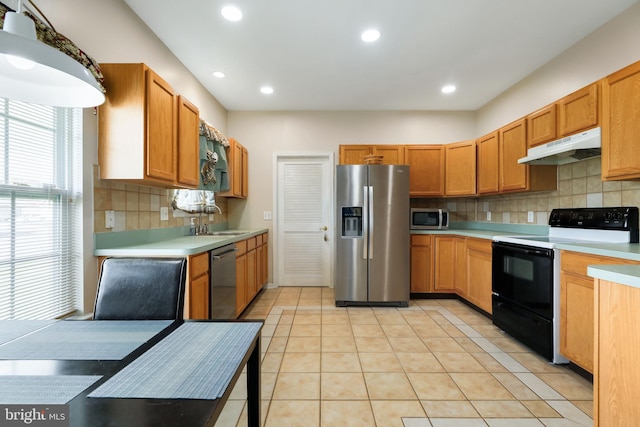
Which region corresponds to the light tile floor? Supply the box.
[215,287,593,427]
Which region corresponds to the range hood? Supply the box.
[518,127,601,165]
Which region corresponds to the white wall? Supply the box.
[477,1,640,134]
[226,110,476,230]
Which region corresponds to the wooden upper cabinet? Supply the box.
[404,145,444,197]
[98,63,199,188]
[339,145,404,165]
[176,96,200,187]
[499,118,528,192]
[218,138,248,198]
[372,145,405,164]
[557,82,599,136]
[602,60,640,181]
[476,131,499,195]
[527,104,557,148]
[339,145,371,165]
[445,140,476,196]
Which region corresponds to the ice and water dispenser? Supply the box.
[341,207,363,238]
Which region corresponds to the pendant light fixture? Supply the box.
[0,0,105,107]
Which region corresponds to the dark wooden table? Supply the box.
[0,320,262,427]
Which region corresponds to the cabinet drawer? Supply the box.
[190,252,209,278]
[262,233,268,244]
[561,250,635,276]
[256,234,263,246]
[247,237,257,251]
[236,240,247,256]
[411,235,432,246]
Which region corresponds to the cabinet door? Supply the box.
[465,238,492,313]
[499,118,528,192]
[602,61,640,181]
[477,132,499,194]
[262,234,269,286]
[242,146,249,197]
[235,253,248,317]
[247,248,257,301]
[404,145,445,197]
[176,96,200,187]
[188,274,209,320]
[219,138,248,198]
[145,69,177,182]
[558,82,599,136]
[527,104,557,148]
[373,145,405,165]
[339,145,371,165]
[560,273,594,372]
[445,140,476,196]
[410,235,433,292]
[434,236,456,291]
[454,237,467,295]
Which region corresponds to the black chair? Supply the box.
[93,258,187,320]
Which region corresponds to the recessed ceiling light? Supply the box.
[361,29,381,43]
[212,71,226,78]
[441,85,457,94]
[260,86,274,95]
[221,5,243,21]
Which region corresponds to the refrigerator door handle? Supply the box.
[368,185,374,259]
[363,186,369,260]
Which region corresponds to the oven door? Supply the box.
[491,241,554,320]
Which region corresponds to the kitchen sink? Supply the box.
[201,231,249,237]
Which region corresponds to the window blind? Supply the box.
[0,98,82,319]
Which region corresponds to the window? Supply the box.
[0,99,82,319]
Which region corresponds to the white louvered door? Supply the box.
[276,154,333,287]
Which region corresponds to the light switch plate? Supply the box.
[263,211,272,220]
[160,207,169,221]
[105,210,115,229]
[486,211,491,221]
[528,211,534,223]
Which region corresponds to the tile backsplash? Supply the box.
[93,165,229,233]
[411,157,640,224]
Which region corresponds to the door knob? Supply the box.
[320,226,328,231]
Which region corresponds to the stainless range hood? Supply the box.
[518,127,601,165]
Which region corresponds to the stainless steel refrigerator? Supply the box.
[335,164,410,307]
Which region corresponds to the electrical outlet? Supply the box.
[528,211,534,223]
[160,207,169,221]
[263,211,272,220]
[486,211,491,221]
[105,210,115,229]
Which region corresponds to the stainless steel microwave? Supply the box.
[410,208,449,229]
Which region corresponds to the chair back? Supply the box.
[94,258,187,320]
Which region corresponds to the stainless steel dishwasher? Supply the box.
[210,244,237,319]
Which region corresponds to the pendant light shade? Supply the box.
[0,3,105,107]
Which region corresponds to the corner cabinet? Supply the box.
[218,138,248,198]
[404,145,445,197]
[445,140,476,196]
[602,60,640,181]
[98,63,199,188]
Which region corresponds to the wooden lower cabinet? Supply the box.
[433,236,467,292]
[184,252,209,319]
[594,278,640,426]
[410,235,433,292]
[235,233,269,318]
[559,251,636,372]
[465,238,493,314]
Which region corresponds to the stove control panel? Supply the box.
[549,207,639,242]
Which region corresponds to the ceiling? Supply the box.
[123,0,637,111]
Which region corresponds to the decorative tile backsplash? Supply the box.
[93,165,229,233]
[411,157,640,224]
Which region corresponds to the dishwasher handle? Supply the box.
[212,248,238,260]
